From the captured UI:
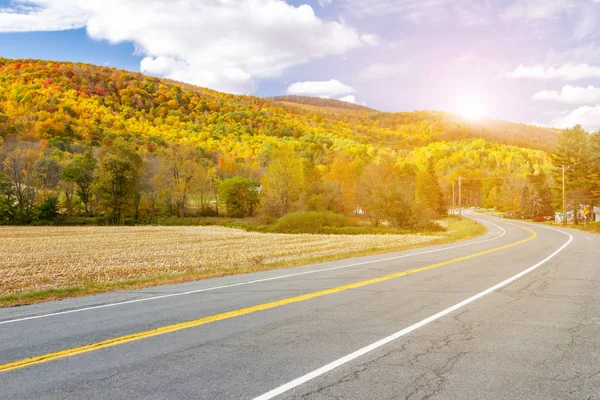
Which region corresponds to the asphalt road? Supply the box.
[1,214,599,399]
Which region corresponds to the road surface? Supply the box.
[1,214,599,399]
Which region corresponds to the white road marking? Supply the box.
[253,223,573,400]
[0,219,506,325]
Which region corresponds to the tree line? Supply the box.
[550,125,600,223]
[0,136,446,227]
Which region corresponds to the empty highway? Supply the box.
[1,214,599,399]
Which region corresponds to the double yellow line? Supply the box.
[0,222,536,373]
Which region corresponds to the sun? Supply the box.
[456,94,487,121]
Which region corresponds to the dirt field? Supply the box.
[0,226,441,295]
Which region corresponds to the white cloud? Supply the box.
[339,95,356,103]
[0,0,89,31]
[338,0,494,25]
[551,105,600,131]
[501,0,577,21]
[359,34,380,46]
[0,0,372,94]
[287,79,355,97]
[507,64,600,80]
[532,85,600,103]
[317,0,333,6]
[358,62,407,81]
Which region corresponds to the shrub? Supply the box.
[37,197,59,222]
[219,177,259,218]
[274,211,355,233]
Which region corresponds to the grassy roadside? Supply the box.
[0,218,485,308]
[477,210,600,235]
[533,220,600,235]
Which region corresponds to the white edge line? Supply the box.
[0,218,506,325]
[253,223,574,400]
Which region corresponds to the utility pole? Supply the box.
[458,176,462,220]
[452,181,455,216]
[562,165,566,226]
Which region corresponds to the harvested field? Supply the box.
[0,226,440,296]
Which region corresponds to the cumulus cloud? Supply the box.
[286,79,355,97]
[507,64,600,80]
[0,0,371,94]
[0,0,89,31]
[339,95,356,103]
[358,62,407,81]
[532,85,600,103]
[551,105,600,131]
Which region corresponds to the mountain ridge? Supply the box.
[0,56,557,153]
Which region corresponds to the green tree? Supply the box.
[94,139,143,224]
[526,170,553,217]
[551,125,591,224]
[0,171,15,224]
[37,197,59,222]
[588,132,600,203]
[0,140,43,223]
[219,177,259,218]
[62,152,97,215]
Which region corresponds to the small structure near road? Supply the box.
[555,211,574,224]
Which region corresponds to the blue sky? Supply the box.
[2,0,600,130]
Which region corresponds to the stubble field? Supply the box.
[1,226,442,299]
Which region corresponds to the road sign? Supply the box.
[583,208,590,215]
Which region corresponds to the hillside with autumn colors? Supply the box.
[0,58,559,226]
[0,58,558,152]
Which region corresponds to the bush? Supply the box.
[37,197,59,222]
[274,211,355,233]
[533,216,547,222]
[219,177,259,218]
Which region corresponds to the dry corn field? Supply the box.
[0,226,439,295]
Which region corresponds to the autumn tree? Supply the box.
[497,175,527,217]
[94,139,143,224]
[323,154,362,215]
[158,144,206,218]
[302,162,339,212]
[358,155,422,228]
[416,158,444,218]
[261,146,305,218]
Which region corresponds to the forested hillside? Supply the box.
[0,58,560,226]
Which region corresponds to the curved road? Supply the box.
[1,214,599,399]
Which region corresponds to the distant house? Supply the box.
[594,206,600,222]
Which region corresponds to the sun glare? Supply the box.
[457,95,486,121]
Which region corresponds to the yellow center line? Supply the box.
[0,221,536,373]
